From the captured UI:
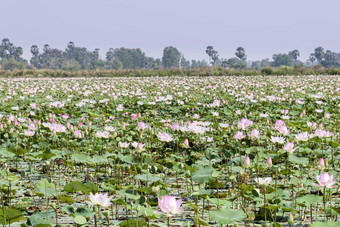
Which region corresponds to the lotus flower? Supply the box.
[233,131,245,140]
[157,196,184,216]
[295,132,309,142]
[86,192,113,207]
[157,132,174,142]
[283,142,297,153]
[250,129,260,139]
[254,177,272,186]
[314,172,336,188]
[271,136,285,144]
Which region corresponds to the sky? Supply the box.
[2,0,340,62]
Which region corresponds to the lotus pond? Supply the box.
[0,75,339,227]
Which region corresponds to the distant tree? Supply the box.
[252,61,263,68]
[314,46,324,62]
[162,46,181,68]
[210,50,219,66]
[1,57,26,70]
[205,46,219,65]
[320,50,340,68]
[235,47,247,61]
[191,59,208,68]
[180,55,190,68]
[109,47,146,69]
[105,58,123,70]
[225,57,246,69]
[0,38,26,69]
[261,58,271,67]
[272,54,293,67]
[309,54,316,64]
[30,45,39,56]
[323,50,337,62]
[206,46,214,63]
[288,49,300,62]
[106,48,115,61]
[39,44,63,69]
[0,38,25,61]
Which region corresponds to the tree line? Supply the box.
[205,46,340,69]
[0,38,339,71]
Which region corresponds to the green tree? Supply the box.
[314,46,324,62]
[288,49,300,62]
[225,57,246,69]
[1,57,26,70]
[272,54,293,67]
[162,46,181,68]
[206,46,214,64]
[320,50,340,68]
[235,47,247,61]
[106,47,146,69]
[309,54,316,65]
[191,59,208,68]
[180,55,190,68]
[105,58,123,70]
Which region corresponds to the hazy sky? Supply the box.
[2,0,340,62]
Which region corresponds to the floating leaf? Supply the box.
[210,208,246,224]
[192,166,214,184]
[74,215,87,225]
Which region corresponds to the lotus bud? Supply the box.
[266,157,272,168]
[183,139,189,148]
[288,213,294,225]
[137,142,144,152]
[244,156,250,168]
[317,158,325,170]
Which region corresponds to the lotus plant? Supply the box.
[156,195,184,226]
[313,172,337,221]
[87,192,114,227]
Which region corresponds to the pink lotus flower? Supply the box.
[277,125,290,136]
[192,114,200,119]
[86,192,113,207]
[250,129,260,139]
[283,142,297,153]
[24,130,35,137]
[233,131,245,140]
[157,132,174,142]
[157,196,184,216]
[74,130,82,138]
[295,132,309,142]
[314,172,336,188]
[275,120,285,129]
[131,114,137,120]
[237,118,253,130]
[137,122,147,130]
